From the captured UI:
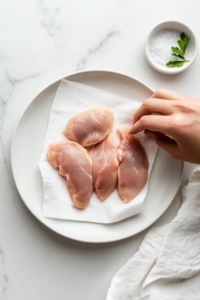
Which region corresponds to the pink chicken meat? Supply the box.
[47,141,93,209]
[117,126,149,203]
[63,108,114,147]
[90,135,119,201]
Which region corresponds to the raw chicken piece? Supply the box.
[63,108,114,147]
[47,141,93,209]
[90,135,118,201]
[117,126,149,203]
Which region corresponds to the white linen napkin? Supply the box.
[106,166,200,299]
[39,79,157,223]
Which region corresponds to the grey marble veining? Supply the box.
[0,247,8,299]
[76,31,119,70]
[0,0,199,299]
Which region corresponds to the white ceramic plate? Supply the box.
[11,70,183,243]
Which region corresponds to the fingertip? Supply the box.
[129,129,133,134]
[129,126,135,134]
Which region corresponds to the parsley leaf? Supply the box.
[166,61,186,68]
[166,32,190,68]
[172,53,185,60]
[178,32,191,54]
[171,47,185,59]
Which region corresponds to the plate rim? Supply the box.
[11,69,184,243]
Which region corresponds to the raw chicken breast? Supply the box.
[90,135,118,201]
[63,108,114,147]
[47,141,93,209]
[117,126,149,203]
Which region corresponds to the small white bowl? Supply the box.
[145,20,198,74]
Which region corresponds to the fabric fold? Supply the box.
[106,167,200,300]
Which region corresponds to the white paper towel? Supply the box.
[39,79,157,223]
[106,166,200,299]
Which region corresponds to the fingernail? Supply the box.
[145,130,152,137]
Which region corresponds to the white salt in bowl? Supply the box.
[145,20,198,74]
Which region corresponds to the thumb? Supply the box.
[145,130,179,158]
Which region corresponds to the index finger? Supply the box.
[151,88,182,100]
[133,98,176,124]
[129,115,172,135]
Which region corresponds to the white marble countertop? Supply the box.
[0,1,199,299]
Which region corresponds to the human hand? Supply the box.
[129,89,200,164]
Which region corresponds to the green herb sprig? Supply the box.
[166,32,190,68]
